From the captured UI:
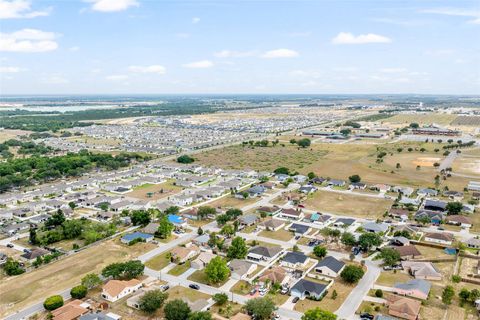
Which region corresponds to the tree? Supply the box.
[165,206,180,215]
[45,210,66,228]
[102,260,144,280]
[189,311,212,320]
[43,295,64,311]
[289,139,297,145]
[274,167,290,175]
[130,210,151,226]
[226,208,243,219]
[348,175,361,183]
[308,172,316,180]
[227,236,248,259]
[198,206,216,220]
[313,245,327,258]
[177,155,194,164]
[358,233,382,251]
[29,228,38,245]
[68,201,76,210]
[297,138,311,148]
[331,290,337,300]
[379,248,401,267]
[81,273,102,289]
[375,289,383,298]
[340,232,356,247]
[340,265,365,284]
[70,285,88,299]
[340,128,351,136]
[442,285,455,305]
[164,299,191,320]
[301,308,337,320]
[216,214,230,226]
[446,202,463,215]
[204,256,230,284]
[99,203,109,212]
[459,288,470,304]
[139,289,168,314]
[197,227,204,235]
[157,215,174,239]
[212,293,228,305]
[244,297,277,320]
[220,224,235,237]
[3,257,24,276]
[409,123,419,129]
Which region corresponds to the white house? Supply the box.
[102,279,142,302]
[314,256,345,278]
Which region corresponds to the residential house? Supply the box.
[79,312,121,320]
[417,188,438,197]
[372,184,391,193]
[51,300,89,320]
[314,256,345,278]
[386,295,421,320]
[229,259,257,280]
[280,251,310,269]
[3,222,30,235]
[350,182,367,190]
[192,234,210,248]
[279,208,304,220]
[333,218,355,228]
[424,232,454,245]
[143,222,160,235]
[290,279,328,300]
[299,185,317,194]
[258,266,289,285]
[256,206,281,216]
[402,261,442,280]
[389,208,410,221]
[171,244,200,264]
[247,246,283,262]
[101,279,142,302]
[258,218,285,231]
[303,212,331,224]
[363,222,389,234]
[443,191,464,201]
[288,223,310,236]
[168,214,187,228]
[246,185,266,197]
[191,252,216,270]
[445,215,472,228]
[390,236,410,246]
[394,245,422,260]
[327,179,346,187]
[414,210,445,225]
[392,186,414,197]
[238,214,259,227]
[28,214,50,225]
[466,237,480,249]
[467,181,480,192]
[393,279,431,300]
[120,232,154,245]
[424,199,447,212]
[172,194,194,206]
[182,207,200,220]
[21,248,49,261]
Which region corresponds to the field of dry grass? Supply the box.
[0,129,32,142]
[384,114,457,125]
[126,180,182,200]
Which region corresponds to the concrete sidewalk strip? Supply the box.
[363,296,386,304]
[162,263,177,273]
[218,278,239,291]
[179,267,196,280]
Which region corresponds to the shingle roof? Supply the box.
[291,279,327,296]
[283,251,308,264]
[315,256,345,273]
[249,246,282,258]
[394,279,431,296]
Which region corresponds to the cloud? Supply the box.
[379,68,407,73]
[0,66,25,72]
[261,48,299,58]
[192,17,200,24]
[421,7,480,24]
[105,74,129,81]
[128,65,166,74]
[214,50,256,58]
[332,32,392,44]
[41,74,69,84]
[86,0,139,12]
[0,28,58,52]
[182,60,214,68]
[0,0,51,19]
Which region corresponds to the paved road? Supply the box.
[439,151,458,171]
[0,233,29,253]
[138,232,196,263]
[4,289,71,320]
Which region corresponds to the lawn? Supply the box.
[376,271,413,286]
[297,280,353,312]
[126,180,182,201]
[259,229,293,242]
[166,285,210,302]
[0,239,154,318]
[168,261,191,276]
[210,302,244,318]
[303,190,393,219]
[187,270,229,288]
[384,113,457,125]
[415,246,452,260]
[208,195,258,210]
[145,251,172,271]
[230,280,253,295]
[356,301,388,316]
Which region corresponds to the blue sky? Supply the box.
[0,0,479,95]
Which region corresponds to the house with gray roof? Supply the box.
[229,259,257,280]
[247,246,283,262]
[290,279,328,300]
[314,256,345,278]
[288,223,310,236]
[280,251,310,269]
[238,214,259,227]
[393,279,431,300]
[363,221,389,234]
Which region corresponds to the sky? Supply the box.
[0,0,479,95]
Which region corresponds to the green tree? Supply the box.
[212,293,228,305]
[102,260,144,280]
[409,123,419,128]
[139,289,168,314]
[289,139,297,144]
[442,285,455,305]
[379,248,401,267]
[459,288,470,304]
[307,172,317,180]
[81,273,102,289]
[197,206,216,220]
[297,138,311,148]
[375,289,383,298]
[340,232,356,247]
[313,245,327,258]
[446,202,463,215]
[358,233,382,251]
[227,236,248,259]
[220,224,235,237]
[204,256,230,284]
[130,210,151,226]
[165,206,180,215]
[164,299,191,320]
[301,308,337,320]
[43,295,64,311]
[274,167,290,175]
[348,175,361,183]
[157,215,174,239]
[3,257,25,276]
[340,265,365,284]
[70,285,88,299]
[340,128,351,136]
[45,210,66,228]
[244,297,277,320]
[177,155,194,164]
[188,312,212,320]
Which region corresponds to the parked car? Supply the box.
[6,243,14,248]
[189,284,200,290]
[292,297,300,303]
[383,266,392,271]
[437,226,445,231]
[295,235,301,240]
[360,313,374,320]
[249,288,257,295]
[160,285,170,291]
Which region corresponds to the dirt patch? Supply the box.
[412,157,441,167]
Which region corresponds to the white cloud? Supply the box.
[261,48,299,58]
[0,0,51,19]
[379,68,407,73]
[421,7,480,24]
[214,50,256,58]
[86,0,139,12]
[0,66,24,73]
[0,28,58,52]
[192,17,200,24]
[105,74,129,81]
[182,60,214,68]
[332,32,392,44]
[128,65,166,74]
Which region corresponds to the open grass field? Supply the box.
[187,270,229,288]
[376,271,412,286]
[0,129,32,142]
[230,280,252,295]
[297,279,354,313]
[166,285,210,302]
[258,229,293,241]
[452,156,480,176]
[126,180,182,201]
[207,195,258,209]
[195,140,471,190]
[451,115,480,126]
[168,261,191,276]
[303,190,393,219]
[0,239,155,318]
[144,251,171,270]
[384,114,457,125]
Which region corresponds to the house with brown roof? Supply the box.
[258,266,289,285]
[102,279,142,302]
[386,295,421,320]
[191,252,216,270]
[51,300,89,320]
[393,245,422,260]
[258,218,285,231]
[445,215,472,228]
[389,208,410,221]
[171,244,200,264]
[279,208,304,220]
[424,232,454,245]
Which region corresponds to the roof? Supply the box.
[121,232,153,242]
[291,279,327,295]
[260,218,285,229]
[425,232,454,242]
[193,252,216,265]
[387,295,421,318]
[239,214,259,225]
[171,245,200,260]
[248,246,282,258]
[393,245,421,257]
[281,208,302,216]
[194,233,210,244]
[446,215,472,224]
[315,256,345,273]
[394,279,431,296]
[467,237,480,246]
[79,312,119,320]
[258,266,287,283]
[229,259,256,275]
[103,279,141,297]
[51,300,88,320]
[21,248,49,260]
[283,251,308,264]
[402,261,441,278]
[143,222,160,234]
[289,223,309,234]
[363,221,389,233]
[257,206,279,213]
[334,218,355,226]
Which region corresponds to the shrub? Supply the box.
[375,289,383,298]
[43,295,64,311]
[70,285,88,299]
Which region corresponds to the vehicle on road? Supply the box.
[160,285,170,291]
[292,297,299,303]
[6,243,14,248]
[360,313,374,320]
[189,284,200,290]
